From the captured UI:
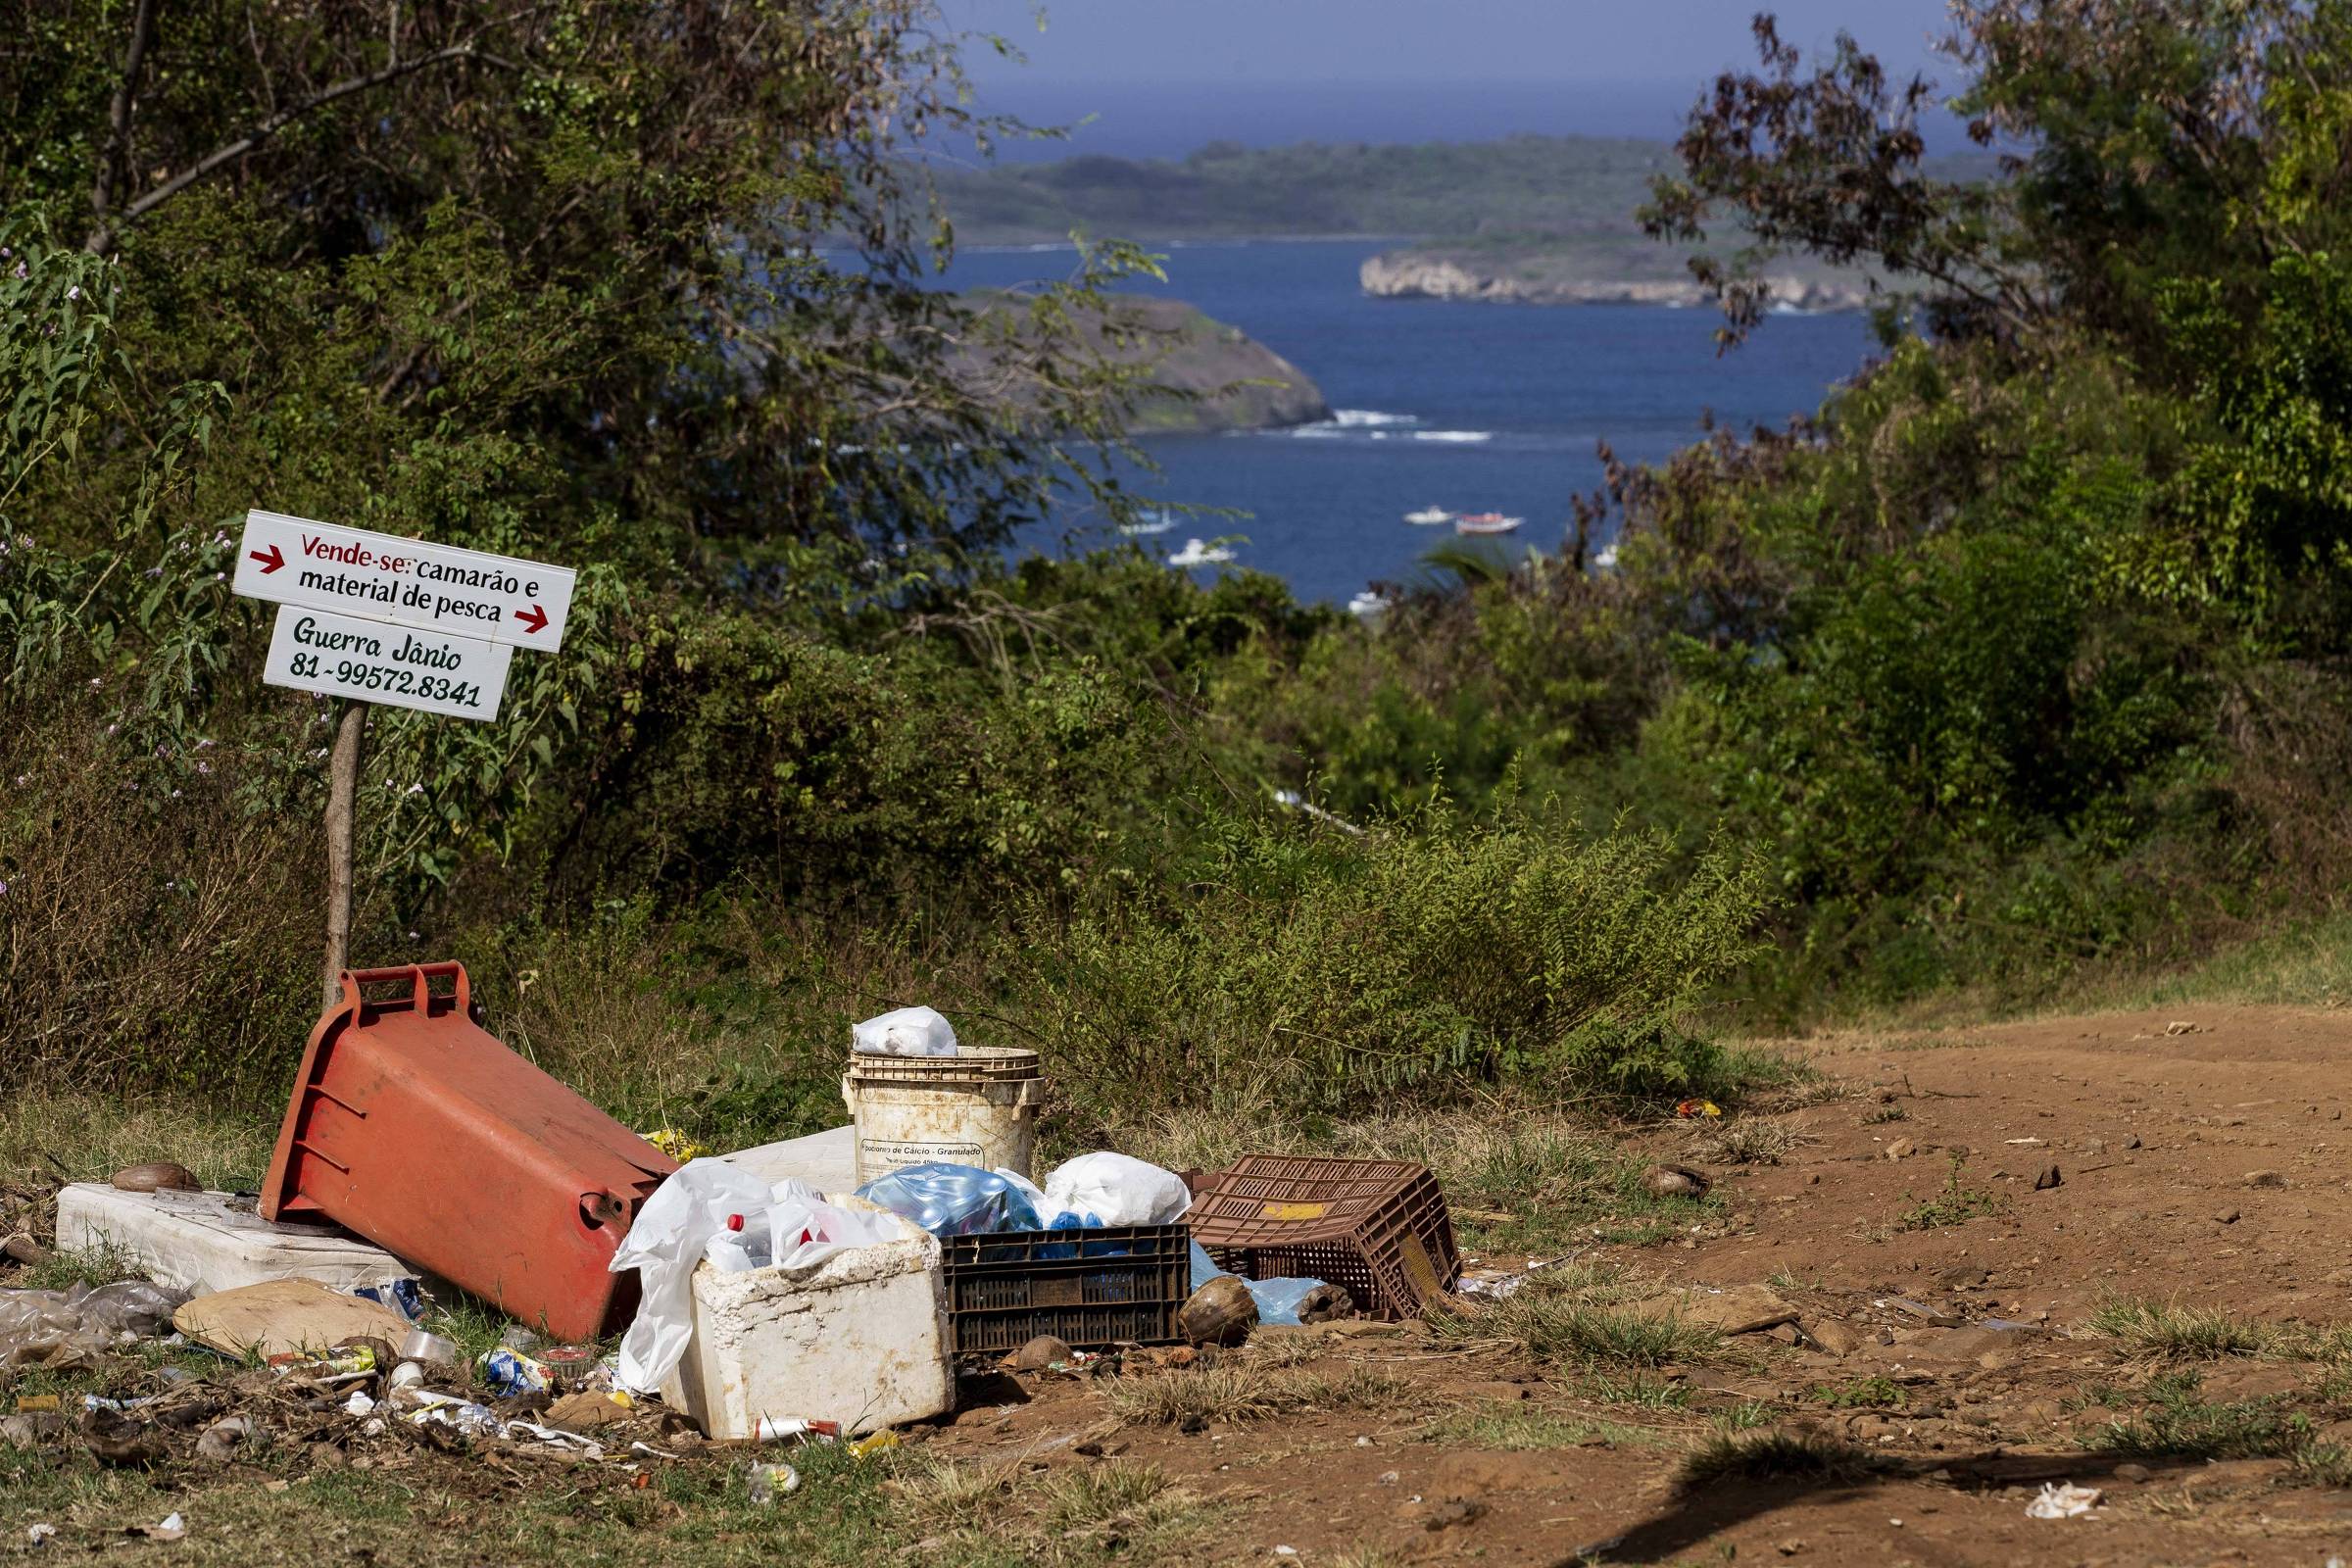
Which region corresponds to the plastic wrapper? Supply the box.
[765,1180,902,1268]
[0,1280,188,1369]
[1042,1152,1192,1228]
[854,1162,1041,1236]
[850,1005,958,1058]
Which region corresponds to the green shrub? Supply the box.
[1018,805,1771,1119]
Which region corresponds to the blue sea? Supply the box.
[942,239,1879,606]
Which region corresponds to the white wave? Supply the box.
[1329,409,1418,427]
[1284,424,1349,439]
[1411,430,1493,443]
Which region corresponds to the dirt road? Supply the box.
[925,1004,2352,1565]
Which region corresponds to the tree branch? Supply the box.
[84,0,159,251]
[86,42,518,255]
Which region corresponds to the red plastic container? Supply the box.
[261,963,676,1341]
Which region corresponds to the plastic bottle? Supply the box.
[705,1212,771,1273]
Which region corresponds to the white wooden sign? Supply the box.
[232,510,576,651]
[262,605,514,720]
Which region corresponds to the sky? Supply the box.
[942,1,1964,159]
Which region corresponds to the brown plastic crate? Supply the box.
[1186,1156,1458,1319]
[941,1225,1189,1353]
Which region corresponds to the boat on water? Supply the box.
[1402,506,1454,526]
[1167,537,1235,567]
[1120,507,1177,537]
[1454,512,1524,536]
[1346,590,1392,617]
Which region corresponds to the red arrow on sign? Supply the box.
[515,604,549,634]
[249,543,285,574]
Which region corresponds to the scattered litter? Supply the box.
[747,1460,801,1503]
[851,1005,959,1057]
[399,1328,457,1363]
[755,1416,843,1443]
[608,1156,777,1392]
[847,1430,900,1458]
[642,1128,709,1162]
[132,1513,186,1542]
[1674,1099,1722,1118]
[341,1390,375,1417]
[388,1359,425,1391]
[0,1279,186,1369]
[2165,1020,2201,1036]
[2026,1481,2102,1519]
[27,1523,57,1545]
[2004,1138,2046,1147]
[479,1346,552,1396]
[1878,1298,1958,1324]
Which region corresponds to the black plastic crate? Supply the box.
[941,1224,1190,1352]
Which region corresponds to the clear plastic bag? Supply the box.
[1042,1152,1191,1228]
[854,1162,1041,1236]
[850,1006,958,1057]
[0,1280,188,1368]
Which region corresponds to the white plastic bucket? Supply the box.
[841,1045,1043,1186]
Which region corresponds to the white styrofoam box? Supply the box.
[661,1200,952,1439]
[55,1184,419,1298]
[719,1124,858,1195]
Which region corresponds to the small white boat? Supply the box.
[1347,590,1391,617]
[1592,542,1620,570]
[1402,506,1454,526]
[1167,537,1235,567]
[1454,512,1524,536]
[1120,508,1177,537]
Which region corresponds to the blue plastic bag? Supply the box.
[1186,1239,1330,1325]
[854,1162,1042,1237]
[1244,1277,1331,1327]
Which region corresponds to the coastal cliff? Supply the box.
[956,294,1330,433]
[1359,250,1871,313]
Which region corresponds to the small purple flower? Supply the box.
[0,881,10,897]
[213,571,224,581]
[144,565,161,578]
[195,761,211,775]
[405,782,423,796]
[105,723,119,736]
[64,284,78,301]
[170,789,182,798]
[12,774,25,787]
[407,930,421,942]
[13,262,25,279]
[87,676,101,689]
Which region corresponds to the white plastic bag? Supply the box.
[1042,1152,1192,1228]
[609,1158,774,1394]
[851,1005,958,1057]
[765,1179,903,1269]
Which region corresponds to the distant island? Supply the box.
[953,294,1328,433]
[934,135,1989,310]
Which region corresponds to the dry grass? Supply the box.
[2089,1298,2278,1360]
[1430,1264,1718,1371]
[1104,1361,1426,1428]
[0,1091,276,1191]
[898,1456,1020,1534]
[1685,1116,1802,1165]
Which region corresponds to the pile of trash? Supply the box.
[1,984,1474,1495]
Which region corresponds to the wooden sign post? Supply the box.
[228,510,576,1006]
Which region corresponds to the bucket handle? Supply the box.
[339,962,470,1018]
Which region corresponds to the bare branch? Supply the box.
[84,0,159,249]
[87,42,520,255]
